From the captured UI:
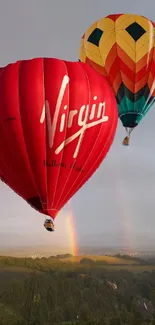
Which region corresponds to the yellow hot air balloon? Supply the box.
[79,13,155,145]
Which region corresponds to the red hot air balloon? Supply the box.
[0,58,117,231]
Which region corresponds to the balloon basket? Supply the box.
[122,136,130,146]
[44,219,55,232]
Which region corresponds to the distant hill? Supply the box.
[0,254,155,275]
[58,254,139,265]
[0,253,147,266]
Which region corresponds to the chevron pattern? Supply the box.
[79,14,155,128]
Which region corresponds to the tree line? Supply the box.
[0,255,155,324]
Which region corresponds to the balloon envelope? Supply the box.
[79,13,155,134]
[0,58,117,220]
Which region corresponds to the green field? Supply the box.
[59,255,139,264]
[0,254,154,273]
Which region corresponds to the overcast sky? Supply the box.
[0,0,155,251]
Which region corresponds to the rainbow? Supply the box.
[66,210,79,256]
[112,150,133,249]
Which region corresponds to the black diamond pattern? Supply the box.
[116,83,151,104]
[87,28,103,46]
[126,22,146,41]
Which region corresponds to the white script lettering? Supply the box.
[40,75,109,158]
